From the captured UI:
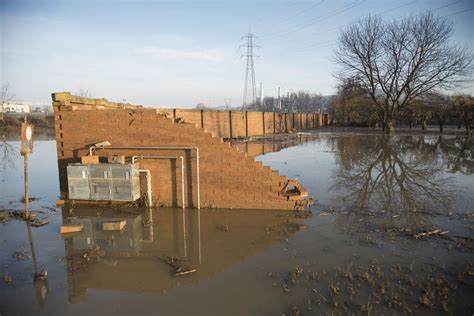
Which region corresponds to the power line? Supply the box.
[263,0,460,58]
[256,0,325,35]
[266,40,335,57]
[259,0,365,43]
[267,0,416,56]
[442,7,474,18]
[241,28,259,107]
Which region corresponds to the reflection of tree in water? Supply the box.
[438,136,474,175]
[329,135,472,229]
[1,136,17,170]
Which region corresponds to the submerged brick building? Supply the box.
[52,92,327,210]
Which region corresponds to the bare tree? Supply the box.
[1,84,15,121]
[76,88,92,98]
[334,14,472,134]
[243,90,324,113]
[329,78,379,127]
[453,94,474,136]
[424,93,452,133]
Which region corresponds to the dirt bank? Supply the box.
[0,115,55,139]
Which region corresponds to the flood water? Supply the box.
[1,132,473,315]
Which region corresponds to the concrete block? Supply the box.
[81,155,99,164]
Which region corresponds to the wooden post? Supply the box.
[200,109,204,128]
[23,116,29,220]
[245,111,248,138]
[273,112,276,134]
[26,222,38,272]
[228,110,233,139]
[24,153,29,219]
[20,116,34,220]
[262,112,265,135]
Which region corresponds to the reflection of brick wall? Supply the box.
[53,93,320,210]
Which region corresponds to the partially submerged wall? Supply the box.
[164,108,326,138]
[53,92,316,210]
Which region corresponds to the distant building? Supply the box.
[1,103,31,113]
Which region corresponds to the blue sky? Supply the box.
[1,0,473,108]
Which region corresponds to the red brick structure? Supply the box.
[53,92,320,210]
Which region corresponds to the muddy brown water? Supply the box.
[0,132,473,315]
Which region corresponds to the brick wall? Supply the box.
[159,107,326,138]
[53,92,315,210]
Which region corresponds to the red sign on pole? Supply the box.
[21,123,35,156]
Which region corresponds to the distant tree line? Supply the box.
[328,79,474,135]
[241,91,325,113]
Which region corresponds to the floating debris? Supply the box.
[217,224,229,232]
[13,247,28,260]
[160,256,197,276]
[21,196,40,203]
[286,222,306,232]
[414,229,449,240]
[0,212,9,223]
[30,219,49,227]
[35,269,48,281]
[3,272,12,285]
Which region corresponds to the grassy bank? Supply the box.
[0,114,55,139]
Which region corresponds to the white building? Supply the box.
[1,103,31,113]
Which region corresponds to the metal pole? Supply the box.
[24,153,29,219]
[196,148,200,210]
[278,87,281,110]
[197,208,201,264]
[148,207,153,242]
[182,209,187,257]
[181,156,185,209]
[26,221,38,273]
[146,171,152,207]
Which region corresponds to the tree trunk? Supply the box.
[409,120,413,129]
[385,118,395,135]
[439,122,443,133]
[421,118,427,131]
